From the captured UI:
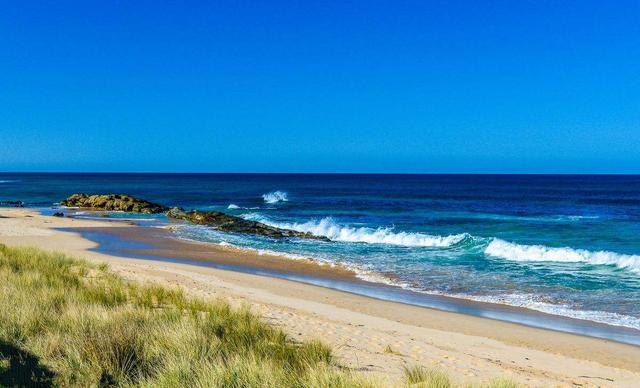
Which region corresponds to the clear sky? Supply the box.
[1,1,639,173]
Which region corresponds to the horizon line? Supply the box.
[2,171,640,176]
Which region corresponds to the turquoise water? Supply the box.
[2,173,640,329]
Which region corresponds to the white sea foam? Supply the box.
[562,215,600,221]
[0,180,18,183]
[243,214,466,247]
[262,191,288,204]
[485,239,640,273]
[449,292,640,330]
[227,203,260,210]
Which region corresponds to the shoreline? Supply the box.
[71,219,640,346]
[2,207,640,386]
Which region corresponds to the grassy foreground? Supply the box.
[0,244,373,387]
[0,244,517,387]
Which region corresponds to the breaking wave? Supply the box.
[485,239,640,273]
[227,204,260,210]
[243,214,467,247]
[262,191,289,204]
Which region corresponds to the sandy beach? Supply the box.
[1,208,639,387]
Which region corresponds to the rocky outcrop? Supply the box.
[60,194,168,214]
[167,207,329,241]
[59,194,327,241]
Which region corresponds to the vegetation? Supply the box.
[0,245,373,387]
[0,244,518,387]
[404,365,451,388]
[402,365,518,388]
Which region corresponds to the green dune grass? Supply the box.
[0,244,377,387]
[0,244,516,387]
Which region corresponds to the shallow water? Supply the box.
[3,173,640,330]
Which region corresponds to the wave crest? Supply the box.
[485,239,640,273]
[262,191,288,204]
[244,214,466,247]
[227,204,260,210]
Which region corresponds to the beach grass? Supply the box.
[0,244,375,387]
[404,365,451,387]
[402,365,519,388]
[0,244,518,387]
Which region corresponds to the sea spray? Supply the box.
[262,191,288,204]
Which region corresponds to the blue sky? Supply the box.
[1,1,639,173]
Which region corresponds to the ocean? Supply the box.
[2,173,640,331]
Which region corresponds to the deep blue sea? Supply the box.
[2,173,640,330]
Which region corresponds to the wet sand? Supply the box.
[78,225,362,281]
[2,208,640,386]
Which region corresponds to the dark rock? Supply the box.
[52,212,64,217]
[167,207,329,241]
[58,193,329,241]
[0,201,25,207]
[60,194,168,214]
